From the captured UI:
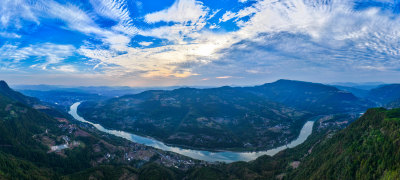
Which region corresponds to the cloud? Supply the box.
[2,0,400,85]
[216,76,232,79]
[209,0,400,74]
[0,0,39,29]
[0,43,75,69]
[144,0,209,23]
[51,65,78,72]
[139,41,153,46]
[0,32,21,38]
[36,0,134,52]
[140,0,214,44]
[89,0,138,36]
[78,43,210,78]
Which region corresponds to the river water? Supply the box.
[69,102,314,163]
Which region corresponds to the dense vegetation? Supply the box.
[290,108,400,179]
[244,79,374,114]
[79,86,313,151]
[4,79,400,179]
[79,80,373,151]
[0,81,192,179]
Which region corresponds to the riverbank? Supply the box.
[69,102,314,163]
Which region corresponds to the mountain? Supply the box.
[331,82,384,90]
[13,84,216,98]
[386,98,400,109]
[243,79,373,114]
[367,84,400,105]
[19,89,105,108]
[4,78,400,179]
[0,80,40,105]
[334,85,370,98]
[79,86,310,150]
[0,81,202,179]
[79,80,373,151]
[182,108,400,179]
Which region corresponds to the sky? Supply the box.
[0,0,400,86]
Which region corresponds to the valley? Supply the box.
[1,79,400,179]
[77,80,368,152]
[70,101,315,162]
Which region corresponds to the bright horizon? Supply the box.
[5,79,390,89]
[1,0,400,86]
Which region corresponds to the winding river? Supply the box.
[69,102,314,163]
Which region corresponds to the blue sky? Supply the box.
[0,0,400,86]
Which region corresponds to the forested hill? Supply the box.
[0,80,40,106]
[79,86,310,150]
[79,79,373,150]
[290,108,400,179]
[0,81,201,179]
[183,108,400,179]
[244,79,374,114]
[367,84,400,105]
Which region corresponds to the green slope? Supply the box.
[0,81,192,179]
[291,108,400,180]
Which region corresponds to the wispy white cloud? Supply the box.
[0,43,75,69]
[216,76,232,79]
[36,0,135,52]
[2,0,400,85]
[0,0,39,29]
[89,0,138,36]
[138,41,153,46]
[0,32,21,38]
[144,0,209,23]
[51,65,78,72]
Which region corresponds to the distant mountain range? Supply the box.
[331,82,385,90]
[13,84,215,97]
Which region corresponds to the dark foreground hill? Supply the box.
[0,81,202,179]
[289,108,400,179]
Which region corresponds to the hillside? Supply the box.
[0,81,202,179]
[0,80,40,106]
[367,84,400,105]
[181,108,400,179]
[290,108,400,179]
[3,78,400,179]
[386,99,400,109]
[333,85,370,98]
[79,80,373,151]
[79,86,310,151]
[245,79,374,114]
